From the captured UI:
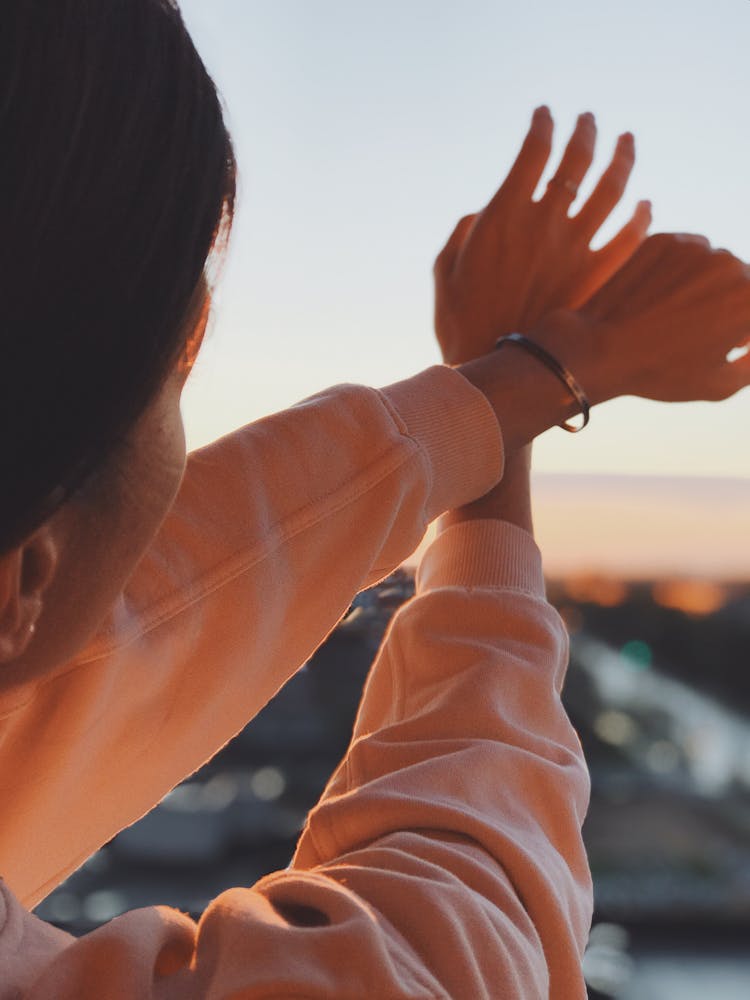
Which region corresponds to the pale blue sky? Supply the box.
[179,0,750,478]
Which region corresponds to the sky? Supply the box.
[530,473,750,579]
[403,473,750,579]
[177,0,750,484]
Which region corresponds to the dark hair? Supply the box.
[0,0,237,553]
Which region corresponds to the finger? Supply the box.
[672,233,712,249]
[567,200,652,309]
[581,231,671,319]
[574,132,636,239]
[646,242,745,313]
[492,105,554,203]
[542,111,597,209]
[709,272,750,337]
[591,199,652,275]
[433,213,478,276]
[716,351,750,399]
[589,235,743,331]
[581,231,717,320]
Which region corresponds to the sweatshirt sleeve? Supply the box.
[0,365,502,910]
[0,521,592,999]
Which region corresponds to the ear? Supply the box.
[0,526,58,663]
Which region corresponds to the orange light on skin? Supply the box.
[562,575,630,608]
[651,579,728,617]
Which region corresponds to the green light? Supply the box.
[620,640,653,670]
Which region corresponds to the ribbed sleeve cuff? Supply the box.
[416,519,545,597]
[377,365,504,522]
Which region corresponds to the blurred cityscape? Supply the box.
[37,568,750,998]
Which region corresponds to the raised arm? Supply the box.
[7,196,750,1000]
[0,111,653,908]
[4,423,591,999]
[7,217,750,918]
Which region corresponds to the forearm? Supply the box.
[291,521,591,999]
[1,400,590,1000]
[439,444,534,536]
[3,365,503,911]
[455,309,604,454]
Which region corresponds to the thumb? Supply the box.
[723,347,750,397]
[433,213,478,276]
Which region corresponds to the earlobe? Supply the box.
[0,528,58,664]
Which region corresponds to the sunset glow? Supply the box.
[531,474,750,580]
[177,1,750,581]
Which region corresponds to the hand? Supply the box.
[456,232,750,451]
[553,232,750,404]
[434,107,652,364]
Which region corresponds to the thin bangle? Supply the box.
[495,332,591,433]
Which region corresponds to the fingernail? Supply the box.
[619,131,635,144]
[534,105,551,118]
[579,111,595,123]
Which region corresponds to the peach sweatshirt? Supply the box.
[0,365,592,999]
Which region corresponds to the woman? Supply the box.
[1,3,749,997]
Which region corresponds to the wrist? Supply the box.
[455,310,613,449]
[440,445,533,535]
[456,345,577,452]
[526,310,619,407]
